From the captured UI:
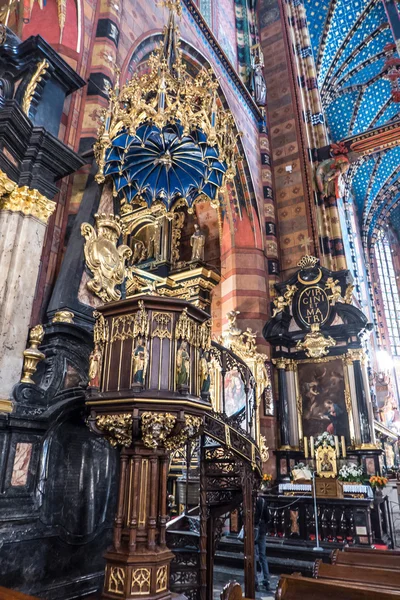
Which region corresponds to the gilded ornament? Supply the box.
[157,0,182,15]
[22,59,50,116]
[315,443,337,479]
[93,311,109,344]
[344,283,354,304]
[81,213,132,303]
[0,170,16,197]
[93,3,239,213]
[346,348,366,364]
[259,434,269,463]
[131,568,151,595]
[52,310,74,324]
[325,277,343,305]
[297,255,319,270]
[171,211,185,267]
[0,186,56,223]
[296,323,336,358]
[141,412,176,449]
[156,566,168,593]
[152,312,172,339]
[108,566,125,594]
[96,414,133,447]
[164,414,203,451]
[21,325,45,384]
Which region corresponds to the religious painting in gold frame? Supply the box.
[294,356,354,446]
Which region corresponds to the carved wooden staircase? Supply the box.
[167,413,261,600]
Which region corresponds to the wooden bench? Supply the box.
[345,546,400,556]
[0,587,39,600]
[276,574,400,600]
[220,581,250,600]
[332,548,400,570]
[314,559,400,590]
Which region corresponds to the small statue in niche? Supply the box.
[250,44,267,107]
[148,221,162,261]
[132,336,148,387]
[176,340,190,388]
[89,343,103,388]
[190,224,206,262]
[200,350,211,396]
[131,241,148,265]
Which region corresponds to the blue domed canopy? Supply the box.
[103,122,227,211]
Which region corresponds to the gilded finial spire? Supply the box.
[157,0,182,16]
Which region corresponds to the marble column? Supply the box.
[286,361,300,449]
[353,356,373,446]
[0,175,55,409]
[274,358,291,449]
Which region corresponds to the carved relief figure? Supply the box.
[176,340,190,387]
[131,241,148,266]
[190,223,206,262]
[89,343,103,388]
[132,336,148,386]
[250,45,267,107]
[148,221,162,261]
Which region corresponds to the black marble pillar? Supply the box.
[275,359,291,448]
[353,358,372,445]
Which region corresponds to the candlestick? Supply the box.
[341,436,346,458]
[304,436,309,458]
[310,436,314,458]
[334,435,340,458]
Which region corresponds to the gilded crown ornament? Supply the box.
[21,325,45,384]
[94,0,239,215]
[297,255,319,270]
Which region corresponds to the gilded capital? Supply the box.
[273,357,290,370]
[0,186,56,224]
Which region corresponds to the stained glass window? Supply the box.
[199,0,212,27]
[375,233,400,356]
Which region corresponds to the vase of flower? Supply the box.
[338,463,364,484]
[370,475,388,501]
[261,473,272,491]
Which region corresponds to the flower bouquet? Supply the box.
[369,475,388,489]
[261,473,273,490]
[314,432,335,449]
[338,463,363,483]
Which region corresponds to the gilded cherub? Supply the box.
[272,295,287,318]
[325,277,343,305]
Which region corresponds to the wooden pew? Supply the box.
[345,546,400,556]
[314,559,400,590]
[220,581,250,600]
[332,548,400,570]
[276,574,400,600]
[0,588,39,600]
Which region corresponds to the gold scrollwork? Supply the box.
[296,323,336,358]
[21,325,45,384]
[141,412,176,449]
[52,311,74,324]
[0,169,16,197]
[156,566,168,592]
[95,414,133,447]
[108,566,125,595]
[0,185,56,223]
[152,312,172,339]
[22,59,49,115]
[171,211,185,268]
[131,568,151,595]
[164,415,203,451]
[81,214,132,303]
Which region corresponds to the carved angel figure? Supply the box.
[81,214,132,303]
[325,277,343,305]
[316,156,350,199]
[271,295,287,318]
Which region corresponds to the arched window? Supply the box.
[375,232,400,356]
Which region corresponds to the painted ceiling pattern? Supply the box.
[304,0,400,242]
